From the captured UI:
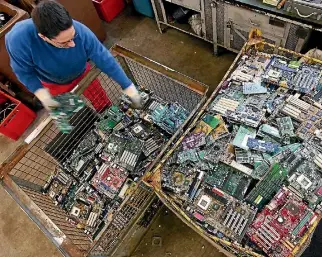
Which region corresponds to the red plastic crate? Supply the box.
[83,78,112,113]
[0,90,36,140]
[92,0,125,22]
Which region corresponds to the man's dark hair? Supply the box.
[31,0,72,39]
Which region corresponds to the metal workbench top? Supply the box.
[225,0,322,28]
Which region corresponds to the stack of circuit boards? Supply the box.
[43,88,189,239]
[50,93,85,133]
[160,53,322,257]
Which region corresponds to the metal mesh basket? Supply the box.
[0,45,208,257]
[144,41,322,257]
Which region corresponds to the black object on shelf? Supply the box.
[0,11,12,28]
[172,7,190,23]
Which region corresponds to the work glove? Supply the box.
[299,48,322,64]
[34,88,60,110]
[123,83,143,109]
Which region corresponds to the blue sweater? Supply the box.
[5,19,132,93]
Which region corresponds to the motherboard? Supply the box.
[160,52,322,256]
[247,187,318,257]
[44,88,189,239]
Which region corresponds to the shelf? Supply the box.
[159,21,213,43]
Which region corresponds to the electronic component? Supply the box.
[227,104,265,128]
[202,114,220,129]
[235,148,263,165]
[243,82,268,95]
[197,194,212,210]
[257,124,281,139]
[246,138,279,153]
[131,123,150,139]
[182,132,206,150]
[104,133,127,156]
[247,187,318,257]
[143,137,160,157]
[211,97,240,115]
[206,115,230,144]
[149,102,189,134]
[188,170,204,200]
[50,93,85,133]
[203,135,231,164]
[44,88,189,238]
[276,116,295,138]
[91,162,128,198]
[157,50,322,253]
[291,65,321,95]
[177,149,198,163]
[232,126,256,150]
[119,137,144,172]
[206,162,251,200]
[193,188,257,242]
[97,105,124,132]
[246,163,288,209]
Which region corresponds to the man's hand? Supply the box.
[34,88,60,110]
[123,84,143,109]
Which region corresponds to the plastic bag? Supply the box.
[189,14,202,36]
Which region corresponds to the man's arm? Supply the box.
[5,36,44,93]
[5,37,59,109]
[82,24,132,90]
[82,23,142,107]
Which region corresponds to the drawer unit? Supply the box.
[226,5,285,38]
[212,0,311,54]
[168,0,201,11]
[224,4,288,52]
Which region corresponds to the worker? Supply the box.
[5,0,141,110]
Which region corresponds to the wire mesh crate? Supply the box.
[144,41,322,257]
[0,45,208,257]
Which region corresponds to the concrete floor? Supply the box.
[0,7,235,257]
[0,186,62,257]
[131,207,227,257]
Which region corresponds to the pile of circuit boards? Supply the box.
[43,88,189,239]
[160,53,322,257]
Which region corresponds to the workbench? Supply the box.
[151,0,322,54]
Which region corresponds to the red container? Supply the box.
[0,90,36,141]
[92,0,125,22]
[83,78,112,113]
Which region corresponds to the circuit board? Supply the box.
[246,163,288,209]
[247,187,318,257]
[44,87,190,238]
[50,93,85,133]
[91,161,128,198]
[158,50,322,256]
[190,187,257,242]
[206,162,251,200]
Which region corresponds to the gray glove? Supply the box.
[34,88,60,110]
[123,83,143,109]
